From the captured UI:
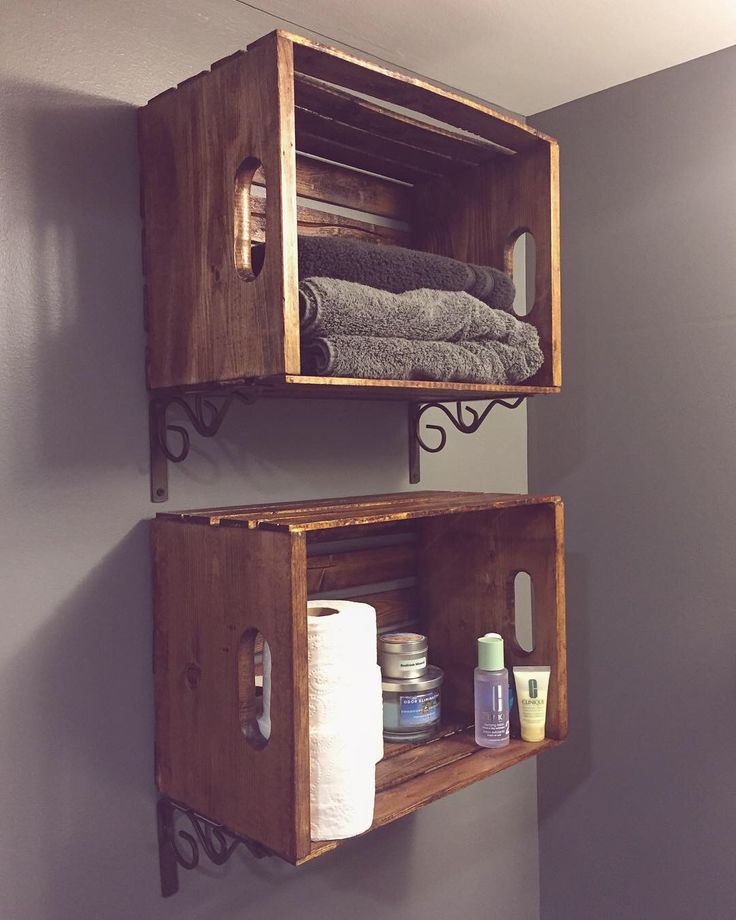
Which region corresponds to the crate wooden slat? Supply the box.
[140,29,561,395]
[293,73,504,168]
[152,490,566,865]
[254,154,412,220]
[306,542,416,592]
[304,735,561,863]
[281,32,549,153]
[249,194,408,247]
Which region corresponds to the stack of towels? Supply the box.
[293,235,544,385]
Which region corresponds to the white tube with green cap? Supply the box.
[513,665,551,742]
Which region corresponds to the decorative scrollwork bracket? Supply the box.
[157,797,270,897]
[408,397,528,483]
[149,388,261,502]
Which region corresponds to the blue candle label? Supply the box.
[477,683,509,740]
[399,689,440,726]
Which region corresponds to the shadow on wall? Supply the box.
[0,518,423,919]
[1,79,409,497]
[0,525,157,917]
[536,553,592,827]
[1,80,148,480]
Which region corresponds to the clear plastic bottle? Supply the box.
[474,633,510,748]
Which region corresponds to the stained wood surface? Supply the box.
[157,490,561,530]
[139,33,300,389]
[306,520,415,543]
[413,142,561,388]
[419,504,567,738]
[152,520,311,862]
[294,73,504,170]
[249,194,407,247]
[261,30,551,153]
[304,736,561,863]
[158,375,560,401]
[306,542,416,592]
[295,109,446,184]
[254,154,412,220]
[353,586,418,630]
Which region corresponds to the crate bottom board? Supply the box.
[301,723,561,863]
[151,375,560,403]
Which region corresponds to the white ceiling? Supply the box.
[247,0,736,114]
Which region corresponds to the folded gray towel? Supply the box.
[302,333,543,384]
[296,234,516,313]
[300,277,522,341]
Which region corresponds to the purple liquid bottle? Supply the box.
[474,633,510,748]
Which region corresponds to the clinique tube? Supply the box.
[513,666,551,742]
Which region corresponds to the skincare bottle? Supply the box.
[474,633,509,748]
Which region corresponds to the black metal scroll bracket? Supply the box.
[149,388,262,502]
[157,797,271,897]
[408,397,528,483]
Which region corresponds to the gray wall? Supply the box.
[0,1,537,918]
[528,46,736,920]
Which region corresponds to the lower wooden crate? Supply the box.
[152,490,566,864]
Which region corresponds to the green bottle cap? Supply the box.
[477,634,505,671]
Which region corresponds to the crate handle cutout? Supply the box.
[513,570,535,654]
[234,157,264,281]
[506,229,536,317]
[237,627,270,750]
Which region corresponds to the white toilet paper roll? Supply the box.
[307,599,381,840]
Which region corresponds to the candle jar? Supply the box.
[377,632,428,679]
[381,665,444,742]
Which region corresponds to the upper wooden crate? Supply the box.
[152,490,566,864]
[139,30,561,399]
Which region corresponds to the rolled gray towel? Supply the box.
[295,234,516,313]
[302,333,543,384]
[300,277,522,341]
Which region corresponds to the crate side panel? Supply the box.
[418,502,565,733]
[139,33,298,389]
[152,519,309,861]
[494,501,567,739]
[412,142,561,388]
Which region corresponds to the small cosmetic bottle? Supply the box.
[474,633,509,748]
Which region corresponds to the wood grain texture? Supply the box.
[306,542,416,592]
[306,520,415,543]
[249,193,408,247]
[305,737,561,863]
[140,33,299,389]
[152,519,311,862]
[161,374,559,401]
[412,142,561,388]
[418,502,567,738]
[294,117,441,184]
[157,490,561,530]
[354,586,418,630]
[271,31,550,153]
[294,74,504,168]
[254,154,412,220]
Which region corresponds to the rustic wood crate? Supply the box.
[139,30,560,399]
[151,491,566,864]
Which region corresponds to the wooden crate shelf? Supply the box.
[139,30,561,399]
[152,490,566,867]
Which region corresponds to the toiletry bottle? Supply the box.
[474,633,509,748]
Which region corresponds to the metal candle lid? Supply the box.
[381,663,444,693]
[378,632,429,679]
